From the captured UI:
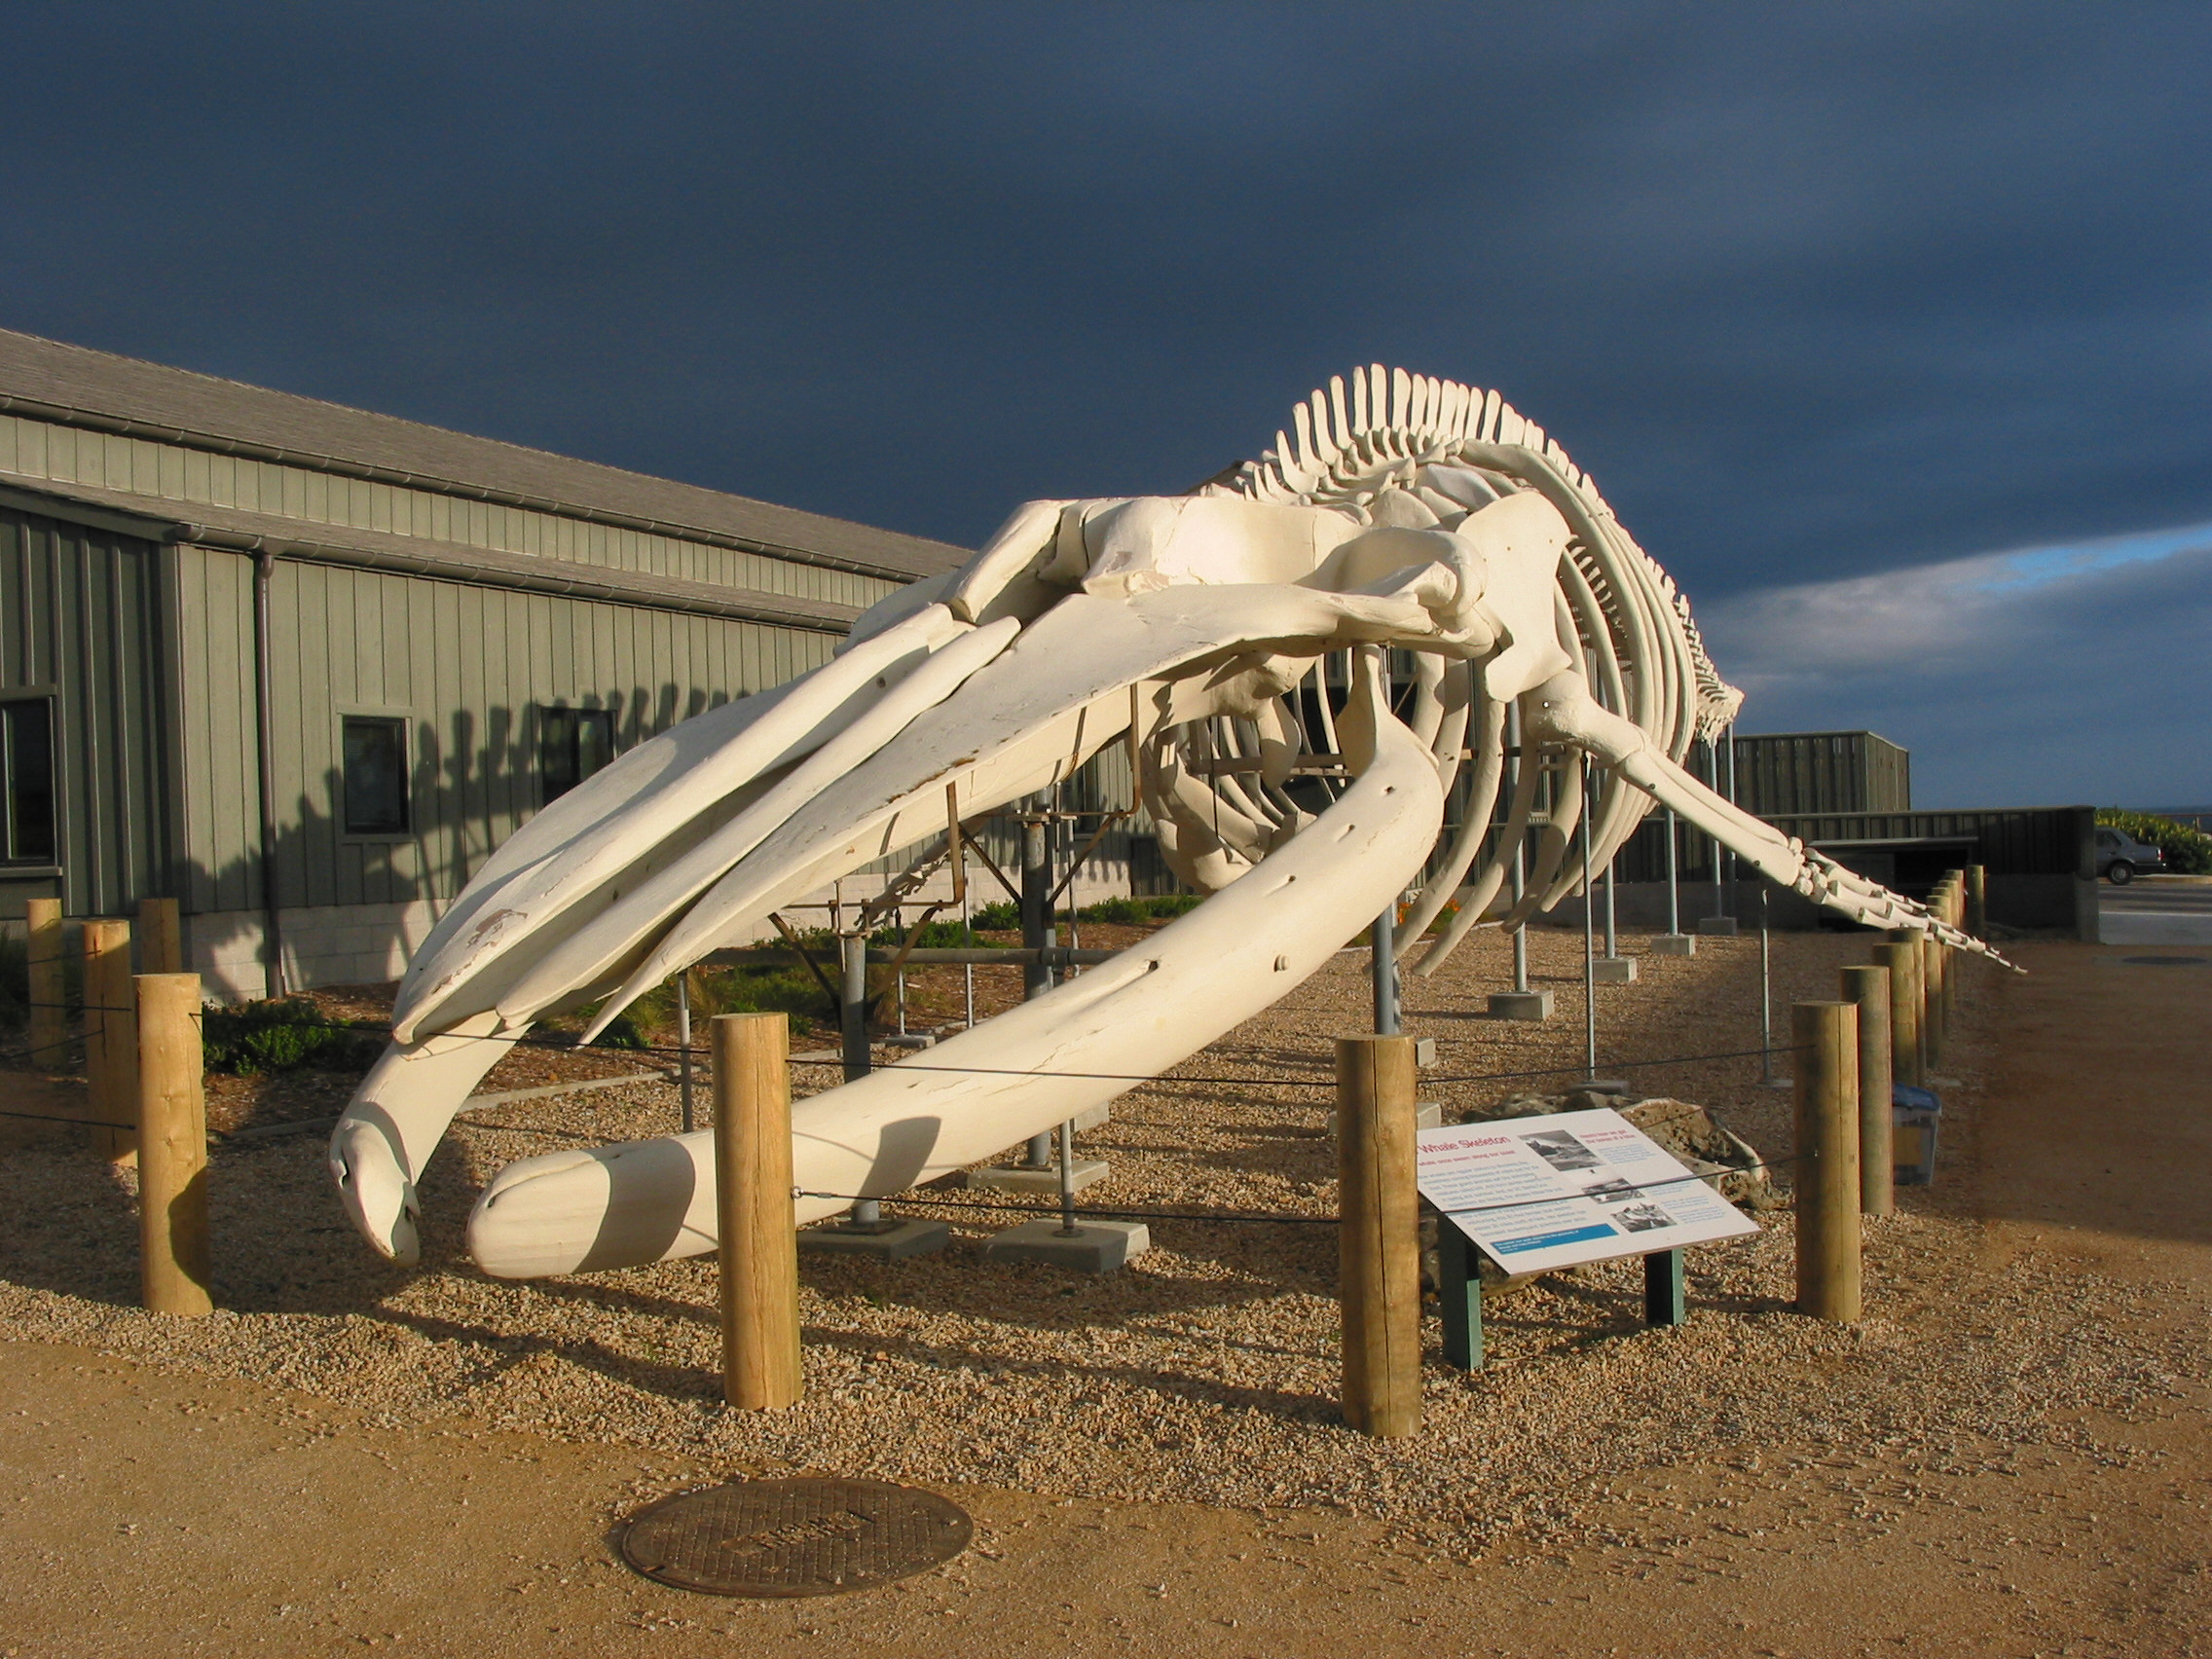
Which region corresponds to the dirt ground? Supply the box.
[0,933,2205,1656]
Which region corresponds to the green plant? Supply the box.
[596,1013,648,1051]
[970,900,1019,931]
[202,998,387,1076]
[2098,809,2212,875]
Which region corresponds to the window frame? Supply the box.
[537,703,619,807]
[0,688,61,871]
[337,705,416,843]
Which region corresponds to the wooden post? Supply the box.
[1791,1001,1862,1321]
[83,920,137,1161]
[1939,874,1961,1029]
[1335,1034,1420,1437]
[25,898,66,1073]
[713,1012,801,1411]
[1876,936,1924,1088]
[135,974,212,1315]
[137,897,183,975]
[1920,932,1945,1071]
[1966,864,1987,939]
[1840,965,1894,1216]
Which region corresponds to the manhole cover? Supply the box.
[620,1478,972,1598]
[2120,954,2209,967]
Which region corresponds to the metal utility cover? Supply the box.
[619,1478,972,1598]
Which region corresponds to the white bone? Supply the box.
[328,365,2014,1274]
[465,651,1442,1278]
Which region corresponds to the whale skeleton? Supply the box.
[328,365,2007,1280]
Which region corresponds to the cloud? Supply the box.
[1700,524,2212,806]
[0,3,2207,590]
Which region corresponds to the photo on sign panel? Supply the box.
[1582,1178,1643,1205]
[1520,1129,1603,1173]
[1615,1201,1677,1233]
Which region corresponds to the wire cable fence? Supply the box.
[794,1153,1803,1231]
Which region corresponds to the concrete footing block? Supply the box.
[1649,934,1698,956]
[1696,916,1740,937]
[982,1219,1150,1272]
[1413,1036,1437,1068]
[796,1218,951,1260]
[1488,989,1554,1020]
[967,1159,1110,1195]
[1592,956,1639,983]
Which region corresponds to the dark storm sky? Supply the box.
[3,4,2207,803]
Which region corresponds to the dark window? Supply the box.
[342,716,409,834]
[1,698,56,864]
[540,707,616,803]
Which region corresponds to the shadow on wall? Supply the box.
[173,683,733,991]
[161,682,1137,996]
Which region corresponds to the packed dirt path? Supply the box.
[2,939,2205,1657]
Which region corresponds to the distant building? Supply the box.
[1610,727,2093,936]
[0,328,971,996]
[1728,729,1911,817]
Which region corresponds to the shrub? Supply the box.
[2098,809,2212,875]
[969,900,1019,931]
[202,998,387,1076]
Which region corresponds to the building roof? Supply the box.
[0,326,968,582]
[0,473,862,634]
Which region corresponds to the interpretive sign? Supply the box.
[1416,1108,1758,1274]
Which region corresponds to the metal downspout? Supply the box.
[251,549,286,998]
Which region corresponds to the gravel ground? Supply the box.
[0,924,2197,1558]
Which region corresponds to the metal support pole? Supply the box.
[1021,806,1054,1169]
[714,1013,801,1411]
[1581,768,1597,1080]
[1792,1000,1863,1322]
[1721,723,1739,919]
[1705,739,1725,925]
[1056,1118,1079,1235]
[676,972,695,1135]
[1509,704,1530,994]
[250,550,287,1000]
[1603,860,1618,961]
[1370,909,1400,1036]
[1757,885,1786,1088]
[1665,807,1681,936]
[839,931,870,1083]
[961,884,976,1029]
[839,933,883,1230]
[1335,1034,1420,1437]
[895,903,907,1037]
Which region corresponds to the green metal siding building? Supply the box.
[0,327,971,995]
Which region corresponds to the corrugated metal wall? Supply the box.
[1731,731,1911,817]
[0,411,902,610]
[171,545,840,913]
[0,506,172,916]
